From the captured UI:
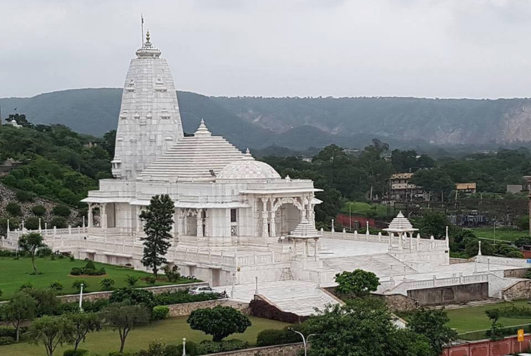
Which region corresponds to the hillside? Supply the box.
[3,89,531,149]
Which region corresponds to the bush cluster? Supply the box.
[70,260,105,276]
[256,327,302,347]
[152,306,170,321]
[197,340,248,354]
[154,290,219,306]
[63,349,88,356]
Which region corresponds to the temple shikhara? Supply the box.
[4,32,531,316]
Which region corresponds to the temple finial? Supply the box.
[146,30,151,43]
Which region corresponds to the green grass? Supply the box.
[446,300,531,334]
[0,256,189,300]
[470,227,527,242]
[0,316,289,356]
[342,202,391,219]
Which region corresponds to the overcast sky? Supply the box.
[2,0,531,99]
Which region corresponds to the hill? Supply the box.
[3,89,531,149]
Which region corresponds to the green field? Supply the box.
[446,301,531,335]
[470,227,527,242]
[0,316,289,356]
[0,256,187,300]
[342,202,391,219]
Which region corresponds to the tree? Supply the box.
[416,212,451,239]
[29,315,75,356]
[305,299,433,356]
[101,303,151,353]
[187,306,252,342]
[18,232,46,275]
[3,292,37,341]
[66,312,102,351]
[407,308,458,356]
[334,269,379,297]
[140,194,175,278]
[6,202,22,216]
[25,288,61,316]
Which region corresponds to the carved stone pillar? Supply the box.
[270,199,276,237]
[87,204,93,228]
[101,203,108,229]
[196,209,203,237]
[262,198,269,237]
[136,206,142,232]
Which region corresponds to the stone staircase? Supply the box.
[215,280,340,316]
[322,253,418,277]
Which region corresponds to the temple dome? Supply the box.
[218,149,281,180]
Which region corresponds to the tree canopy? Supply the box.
[187,306,252,342]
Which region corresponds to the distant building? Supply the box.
[0,158,23,177]
[456,183,476,194]
[389,173,428,201]
[507,184,523,194]
[5,120,22,129]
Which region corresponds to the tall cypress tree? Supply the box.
[140,194,175,278]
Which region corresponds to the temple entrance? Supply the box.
[276,203,300,236]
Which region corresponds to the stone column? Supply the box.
[136,207,142,233]
[101,203,108,229]
[270,203,276,238]
[177,209,184,236]
[261,198,269,237]
[196,209,203,237]
[87,204,93,228]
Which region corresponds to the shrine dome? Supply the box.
[218,149,281,180]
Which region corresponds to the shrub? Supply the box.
[25,216,40,230]
[49,281,64,291]
[147,276,156,285]
[19,282,33,291]
[256,327,302,346]
[36,247,52,257]
[0,336,15,345]
[6,202,22,216]
[72,280,88,291]
[85,260,96,270]
[507,251,524,258]
[63,349,89,356]
[197,340,248,354]
[53,205,71,217]
[31,205,46,217]
[169,341,198,356]
[16,190,35,203]
[163,265,181,282]
[100,278,115,290]
[50,216,67,228]
[109,288,155,308]
[70,267,83,276]
[152,306,170,321]
[126,275,139,286]
[154,290,219,306]
[0,326,17,338]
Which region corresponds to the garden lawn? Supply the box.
[0,316,290,356]
[446,300,531,334]
[470,227,527,242]
[0,256,188,300]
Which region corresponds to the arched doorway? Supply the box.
[276,203,301,236]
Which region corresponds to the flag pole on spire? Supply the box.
[141,14,144,47]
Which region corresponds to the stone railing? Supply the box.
[321,230,448,251]
[1,231,292,269]
[384,273,489,296]
[477,255,531,268]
